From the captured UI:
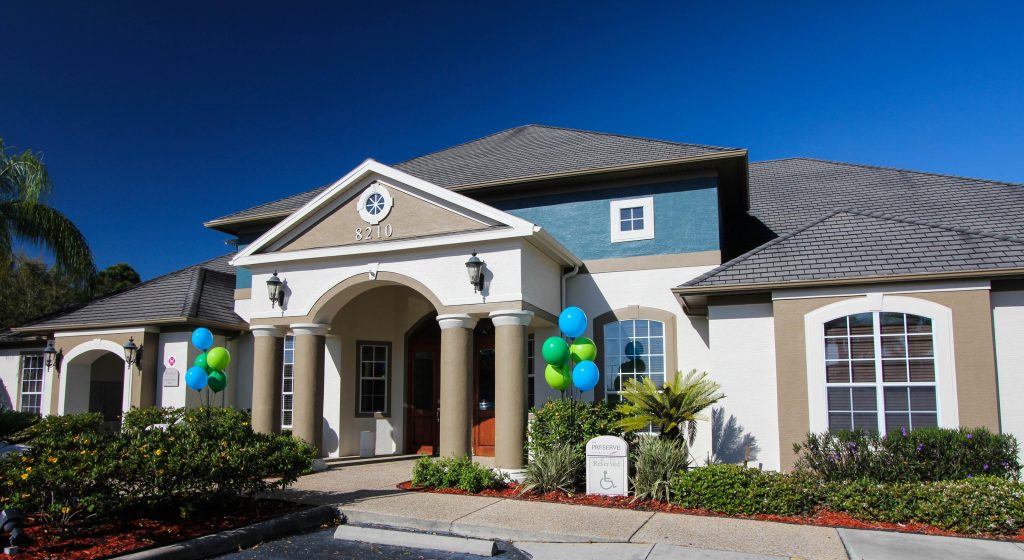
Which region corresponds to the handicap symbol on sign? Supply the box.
[600,470,616,490]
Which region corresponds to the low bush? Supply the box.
[631,436,690,502]
[793,427,1021,483]
[411,456,503,494]
[528,398,633,459]
[671,464,819,516]
[0,407,316,527]
[520,443,581,495]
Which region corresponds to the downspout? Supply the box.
[560,265,580,310]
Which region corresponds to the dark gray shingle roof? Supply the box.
[205,125,740,227]
[684,210,1024,289]
[19,254,243,331]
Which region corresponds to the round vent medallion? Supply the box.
[356,182,393,225]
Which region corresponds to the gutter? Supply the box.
[14,317,249,335]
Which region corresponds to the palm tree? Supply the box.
[0,139,94,283]
[613,369,725,445]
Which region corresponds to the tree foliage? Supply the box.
[90,262,141,297]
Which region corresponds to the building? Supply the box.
[7,125,1024,472]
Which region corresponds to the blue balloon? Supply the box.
[625,340,645,357]
[191,328,214,351]
[558,307,588,339]
[572,360,599,392]
[185,366,209,392]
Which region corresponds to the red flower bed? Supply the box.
[10,498,306,559]
[397,481,1024,542]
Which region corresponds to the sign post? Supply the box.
[585,435,628,496]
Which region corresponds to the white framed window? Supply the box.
[19,354,44,415]
[527,333,535,409]
[805,295,957,434]
[610,197,655,242]
[281,335,294,429]
[358,342,389,416]
[603,319,666,403]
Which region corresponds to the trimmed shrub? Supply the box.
[631,436,690,502]
[521,443,581,495]
[820,477,1024,535]
[671,464,819,516]
[0,407,316,526]
[528,399,633,459]
[793,427,1021,483]
[411,456,502,494]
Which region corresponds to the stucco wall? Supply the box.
[992,290,1024,455]
[0,350,23,411]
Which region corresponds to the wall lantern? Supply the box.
[42,340,58,373]
[123,337,143,372]
[465,251,485,293]
[267,271,285,308]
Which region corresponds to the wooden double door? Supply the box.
[405,316,495,456]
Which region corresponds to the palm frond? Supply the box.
[0,139,53,203]
[1,201,95,282]
[613,369,725,443]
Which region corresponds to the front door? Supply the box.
[406,316,441,455]
[473,320,496,457]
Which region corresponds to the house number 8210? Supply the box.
[355,224,394,241]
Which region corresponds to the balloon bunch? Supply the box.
[542,306,599,393]
[185,328,230,394]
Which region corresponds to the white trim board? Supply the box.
[774,279,991,301]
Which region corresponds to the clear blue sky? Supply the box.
[3,1,1022,279]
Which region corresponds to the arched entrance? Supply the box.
[62,347,128,427]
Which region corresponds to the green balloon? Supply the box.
[206,346,231,371]
[207,370,227,392]
[544,364,570,392]
[570,337,597,363]
[542,337,569,366]
[194,352,210,372]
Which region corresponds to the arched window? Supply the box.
[824,311,938,434]
[604,319,666,403]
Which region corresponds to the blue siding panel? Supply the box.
[492,177,719,260]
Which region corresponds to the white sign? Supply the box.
[162,367,179,387]
[586,435,628,496]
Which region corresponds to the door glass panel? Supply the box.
[413,352,434,411]
[478,349,495,410]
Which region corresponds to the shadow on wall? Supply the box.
[709,406,760,465]
[0,379,11,410]
[322,418,339,457]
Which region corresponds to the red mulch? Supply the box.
[12,498,307,560]
[397,481,1024,542]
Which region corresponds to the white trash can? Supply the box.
[359,430,374,458]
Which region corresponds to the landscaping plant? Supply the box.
[671,464,819,516]
[528,398,633,458]
[520,442,581,495]
[411,456,503,493]
[614,369,724,444]
[793,427,1021,483]
[0,407,40,445]
[631,435,690,502]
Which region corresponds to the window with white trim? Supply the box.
[358,343,389,415]
[281,335,294,429]
[609,197,654,242]
[527,333,535,408]
[824,312,938,434]
[19,354,44,415]
[604,319,666,403]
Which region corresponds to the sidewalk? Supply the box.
[273,458,1024,560]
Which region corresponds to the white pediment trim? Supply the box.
[231,159,552,266]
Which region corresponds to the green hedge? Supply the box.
[793,427,1021,483]
[528,398,634,458]
[411,456,503,493]
[0,407,316,526]
[670,464,1024,535]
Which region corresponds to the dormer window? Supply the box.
[610,197,655,242]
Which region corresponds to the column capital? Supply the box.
[436,314,478,330]
[250,325,285,337]
[290,323,330,337]
[489,310,534,328]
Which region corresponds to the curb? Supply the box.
[337,508,618,544]
[110,505,336,560]
[334,524,498,556]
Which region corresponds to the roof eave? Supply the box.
[14,317,248,334]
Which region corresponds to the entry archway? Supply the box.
[61,339,130,426]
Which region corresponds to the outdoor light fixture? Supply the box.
[123,337,142,372]
[0,507,23,554]
[42,339,58,373]
[267,270,284,308]
[465,251,485,293]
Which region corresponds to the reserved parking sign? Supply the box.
[585,435,628,496]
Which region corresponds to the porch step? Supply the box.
[322,453,423,468]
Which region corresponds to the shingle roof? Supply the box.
[18,254,243,331]
[205,124,741,227]
[683,210,1024,290]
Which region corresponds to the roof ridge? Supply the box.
[838,209,1024,245]
[183,267,205,318]
[205,184,331,225]
[521,124,740,152]
[391,125,531,167]
[684,209,848,286]
[754,157,1024,188]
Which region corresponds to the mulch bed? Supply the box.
[397,481,1024,542]
[11,498,308,560]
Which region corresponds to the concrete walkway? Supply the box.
[273,458,1024,560]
